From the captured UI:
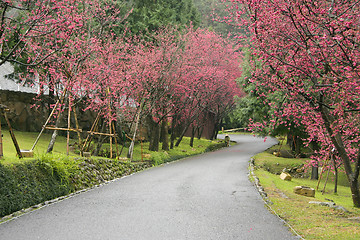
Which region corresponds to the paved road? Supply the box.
[0,135,299,240]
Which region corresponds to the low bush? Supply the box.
[0,160,72,217]
[0,156,152,218]
[205,141,227,152]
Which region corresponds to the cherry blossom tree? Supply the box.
[124,27,186,151]
[173,27,242,146]
[112,27,242,151]
[0,0,73,67]
[27,0,131,153]
[223,0,360,207]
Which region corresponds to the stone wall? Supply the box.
[0,90,96,132]
[0,90,49,131]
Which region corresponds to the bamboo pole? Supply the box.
[3,111,22,158]
[73,107,83,155]
[112,122,119,159]
[82,112,101,152]
[322,166,331,194]
[109,119,113,159]
[316,157,330,191]
[67,95,71,155]
[87,131,116,137]
[107,88,112,159]
[45,126,82,132]
[0,116,3,159]
[140,124,143,162]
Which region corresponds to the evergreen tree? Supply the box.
[125,0,200,35]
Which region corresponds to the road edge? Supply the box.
[248,157,304,240]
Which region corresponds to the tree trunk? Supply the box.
[311,165,319,180]
[349,178,360,208]
[311,140,319,180]
[197,126,203,139]
[148,115,160,152]
[190,126,195,147]
[161,119,169,151]
[210,118,222,140]
[320,105,360,207]
[210,123,218,140]
[170,116,177,149]
[288,132,296,152]
[46,111,63,153]
[332,155,338,194]
[295,135,301,157]
[288,132,301,157]
[127,105,142,159]
[175,121,192,147]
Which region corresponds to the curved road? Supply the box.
[0,135,299,239]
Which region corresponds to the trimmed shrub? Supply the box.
[0,161,71,217]
[205,141,227,152]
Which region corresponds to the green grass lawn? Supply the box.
[252,144,360,240]
[0,129,221,165]
[0,130,79,164]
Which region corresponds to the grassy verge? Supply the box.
[252,145,360,240]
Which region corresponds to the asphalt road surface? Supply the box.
[0,135,300,240]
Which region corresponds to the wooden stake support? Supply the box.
[31,88,68,151]
[45,126,82,132]
[32,90,86,156]
[30,85,119,159]
[73,107,83,154]
[0,104,33,158]
[112,122,119,159]
[0,114,3,159]
[82,110,119,159]
[316,155,330,191]
[322,166,331,194]
[107,88,113,159]
[67,96,71,155]
[87,131,116,137]
[82,112,101,152]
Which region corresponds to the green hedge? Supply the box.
[205,141,228,152]
[0,158,151,218]
[150,140,228,165]
[0,161,71,217]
